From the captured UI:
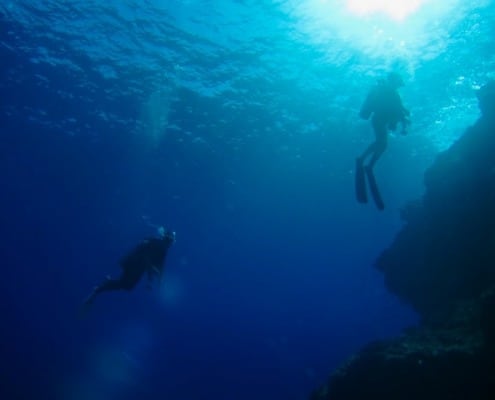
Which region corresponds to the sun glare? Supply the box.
[345,0,425,21]
[284,0,464,63]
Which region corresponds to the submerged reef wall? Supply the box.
[311,81,495,400]
[378,108,495,324]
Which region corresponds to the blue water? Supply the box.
[1,1,493,399]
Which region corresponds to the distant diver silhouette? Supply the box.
[356,72,410,210]
[83,228,176,308]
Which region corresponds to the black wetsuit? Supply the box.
[354,80,410,209]
[91,236,173,298]
[359,81,409,168]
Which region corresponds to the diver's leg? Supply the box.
[119,267,144,290]
[83,276,123,305]
[83,267,144,306]
[358,119,383,163]
[367,122,388,170]
[362,121,387,209]
[367,142,386,169]
[94,277,125,293]
[98,266,144,292]
[358,142,375,164]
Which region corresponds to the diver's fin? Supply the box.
[355,158,368,204]
[365,166,385,210]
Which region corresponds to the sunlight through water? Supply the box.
[285,0,467,66]
[345,0,425,21]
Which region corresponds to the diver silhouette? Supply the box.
[83,228,176,307]
[355,72,410,210]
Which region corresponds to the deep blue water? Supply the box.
[1,1,494,399]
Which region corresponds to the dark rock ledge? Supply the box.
[311,81,495,400]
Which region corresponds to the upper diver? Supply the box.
[355,72,410,210]
[83,227,176,307]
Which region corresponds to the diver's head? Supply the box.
[157,226,176,244]
[386,72,404,89]
[164,229,176,244]
[476,80,495,116]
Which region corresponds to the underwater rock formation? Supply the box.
[311,81,495,399]
[310,325,494,400]
[378,102,495,324]
[311,294,495,400]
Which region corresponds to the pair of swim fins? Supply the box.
[355,159,385,210]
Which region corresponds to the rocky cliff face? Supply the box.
[311,82,495,400]
[378,110,495,325]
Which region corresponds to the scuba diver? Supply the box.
[355,72,410,210]
[83,227,176,307]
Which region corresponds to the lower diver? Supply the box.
[83,227,176,307]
